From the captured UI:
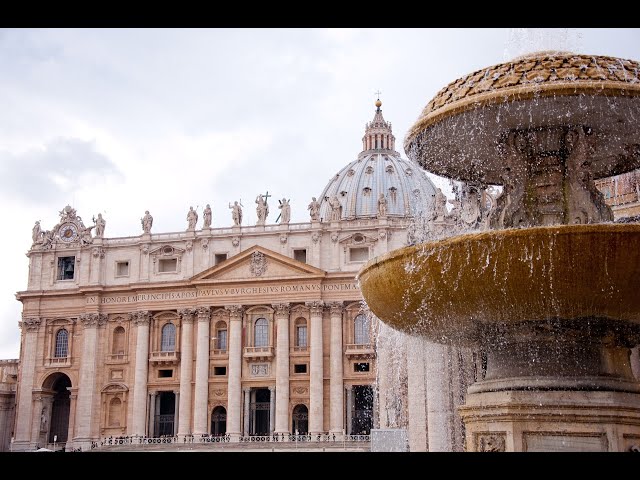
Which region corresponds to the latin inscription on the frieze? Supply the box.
[88,282,358,304]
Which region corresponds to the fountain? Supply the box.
[357,52,640,451]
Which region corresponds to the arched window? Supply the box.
[254,318,268,347]
[295,318,307,348]
[292,404,308,435]
[55,329,69,358]
[161,323,176,352]
[216,321,227,351]
[112,326,126,355]
[108,397,122,427]
[354,314,370,345]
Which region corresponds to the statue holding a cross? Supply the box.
[255,191,271,225]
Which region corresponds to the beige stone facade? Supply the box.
[595,168,640,219]
[10,102,437,451]
[0,360,18,452]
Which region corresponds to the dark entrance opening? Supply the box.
[250,388,270,436]
[211,406,227,436]
[154,391,175,437]
[292,404,308,435]
[48,374,71,443]
[352,385,373,435]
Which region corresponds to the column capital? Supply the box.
[178,308,197,323]
[243,387,251,394]
[306,301,324,316]
[19,317,41,332]
[268,386,275,393]
[272,303,290,318]
[196,306,211,322]
[225,305,244,320]
[130,311,151,326]
[328,302,344,316]
[79,313,108,328]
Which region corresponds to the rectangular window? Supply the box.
[354,362,370,372]
[294,364,307,374]
[217,329,227,350]
[293,249,307,263]
[214,366,227,376]
[350,247,369,262]
[158,258,177,273]
[296,326,307,347]
[158,369,173,378]
[57,256,75,280]
[215,253,228,265]
[116,261,129,277]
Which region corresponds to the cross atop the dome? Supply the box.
[375,90,382,99]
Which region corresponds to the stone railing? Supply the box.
[92,433,370,449]
[291,346,309,354]
[345,343,375,358]
[243,346,274,360]
[105,353,128,364]
[149,351,180,364]
[210,348,228,358]
[45,356,71,368]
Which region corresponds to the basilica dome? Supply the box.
[318,100,437,221]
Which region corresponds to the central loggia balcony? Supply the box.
[149,350,180,365]
[243,346,274,361]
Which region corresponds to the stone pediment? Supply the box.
[192,245,326,283]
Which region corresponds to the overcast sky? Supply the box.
[1,28,639,359]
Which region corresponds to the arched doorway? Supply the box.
[292,404,308,435]
[43,373,72,444]
[210,406,227,436]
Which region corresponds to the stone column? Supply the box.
[148,392,156,437]
[346,386,353,435]
[269,386,276,434]
[174,391,180,435]
[307,301,324,435]
[193,306,211,435]
[225,305,244,440]
[74,313,107,449]
[131,311,151,437]
[330,232,340,271]
[328,302,344,434]
[407,336,428,452]
[30,392,44,448]
[272,303,290,434]
[13,317,41,451]
[66,387,77,445]
[424,342,454,452]
[243,387,251,436]
[177,308,195,436]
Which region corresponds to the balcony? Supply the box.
[106,353,129,365]
[345,343,375,359]
[210,348,228,360]
[290,346,309,357]
[149,351,180,365]
[45,356,71,368]
[243,346,274,361]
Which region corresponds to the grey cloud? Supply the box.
[0,137,123,205]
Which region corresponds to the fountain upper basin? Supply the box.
[404,52,640,184]
[357,224,640,346]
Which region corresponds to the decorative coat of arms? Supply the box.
[249,251,268,277]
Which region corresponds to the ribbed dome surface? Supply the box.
[317,152,437,221]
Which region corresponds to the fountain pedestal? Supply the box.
[459,390,640,452]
